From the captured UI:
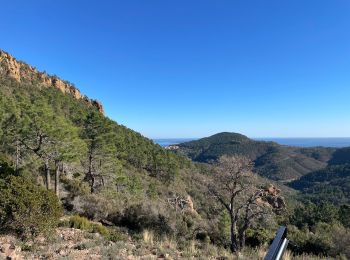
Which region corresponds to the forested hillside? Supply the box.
[0,50,349,259]
[289,164,350,205]
[175,132,335,181]
[0,50,184,185]
[0,50,205,244]
[1,50,283,257]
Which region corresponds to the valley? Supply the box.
[0,50,349,259]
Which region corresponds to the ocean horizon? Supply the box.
[153,137,350,148]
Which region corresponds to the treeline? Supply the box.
[0,77,186,194]
[290,164,350,205]
[0,75,194,242]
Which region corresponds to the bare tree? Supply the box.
[207,155,283,253]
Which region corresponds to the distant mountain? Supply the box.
[175,132,336,181]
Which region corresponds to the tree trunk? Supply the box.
[239,209,252,250]
[239,230,246,250]
[15,139,20,173]
[101,175,105,187]
[230,216,239,253]
[45,159,51,190]
[88,152,95,193]
[55,162,60,197]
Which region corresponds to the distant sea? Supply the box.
[255,137,350,148]
[153,138,197,147]
[153,137,350,148]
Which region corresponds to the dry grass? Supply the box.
[291,254,331,260]
[142,229,154,246]
[257,247,267,259]
[183,240,199,257]
[159,236,177,251]
[283,250,292,260]
[0,226,338,260]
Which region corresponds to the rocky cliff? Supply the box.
[0,50,104,114]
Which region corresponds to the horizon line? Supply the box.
[151,136,350,140]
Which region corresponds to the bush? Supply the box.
[339,204,350,228]
[0,175,62,239]
[114,204,172,235]
[80,193,117,220]
[68,215,126,241]
[246,227,272,247]
[0,158,15,178]
[69,215,93,231]
[92,223,110,236]
[108,229,127,242]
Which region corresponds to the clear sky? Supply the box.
[2,0,350,138]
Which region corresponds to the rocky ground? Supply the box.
[0,227,198,260]
[0,228,329,260]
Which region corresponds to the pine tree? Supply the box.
[82,111,121,193]
[15,98,86,193]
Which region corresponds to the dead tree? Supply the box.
[208,155,284,253]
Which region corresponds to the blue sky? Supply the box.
[2,0,350,138]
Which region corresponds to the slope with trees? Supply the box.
[0,50,349,259]
[175,132,335,181]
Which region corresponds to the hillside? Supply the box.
[1,50,349,259]
[0,49,186,177]
[175,132,336,181]
[1,50,257,256]
[289,164,350,205]
[0,50,104,113]
[328,147,350,165]
[0,49,196,226]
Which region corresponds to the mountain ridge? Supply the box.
[0,50,104,114]
[175,132,336,181]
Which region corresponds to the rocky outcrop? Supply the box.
[256,184,286,210]
[185,195,198,215]
[0,50,104,114]
[90,100,104,114]
[167,194,199,215]
[0,51,21,81]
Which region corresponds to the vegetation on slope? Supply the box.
[176,132,334,181]
[0,51,349,259]
[1,54,278,255]
[289,164,350,205]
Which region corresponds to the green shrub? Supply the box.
[69,215,93,231]
[246,227,272,247]
[20,243,33,252]
[92,223,110,236]
[0,157,15,179]
[339,204,350,228]
[108,229,128,242]
[68,215,117,239]
[0,175,62,239]
[115,204,172,235]
[80,193,117,220]
[60,177,90,198]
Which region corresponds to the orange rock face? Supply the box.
[90,100,105,114]
[0,50,104,114]
[0,51,21,81]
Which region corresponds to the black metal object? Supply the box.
[264,226,289,260]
